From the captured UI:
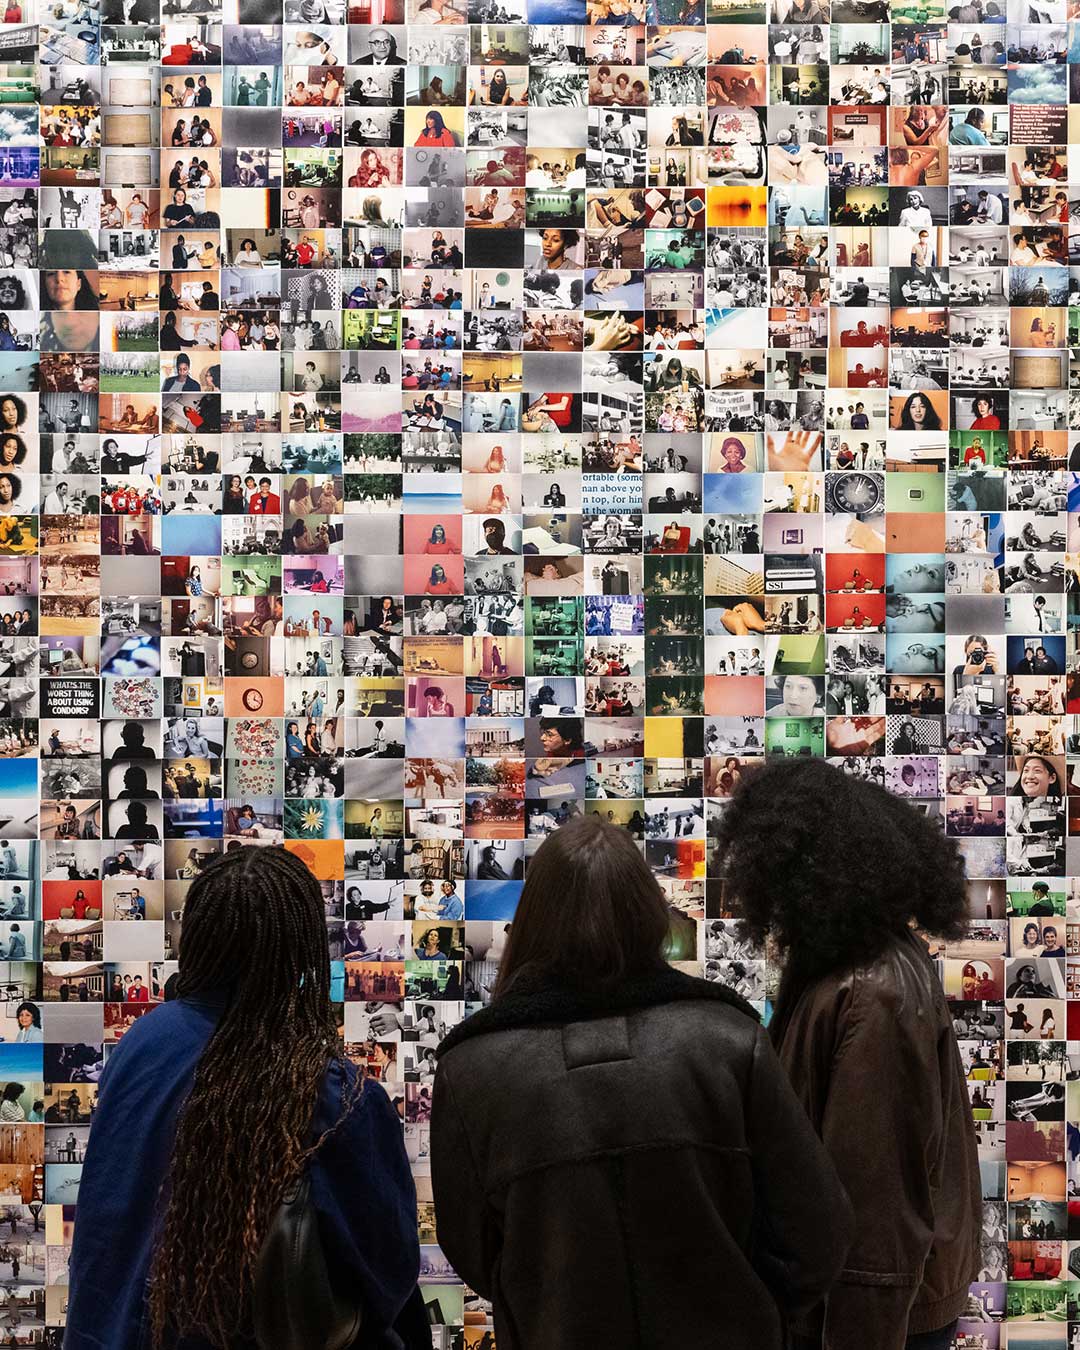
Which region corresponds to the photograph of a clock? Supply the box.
[826,471,883,515]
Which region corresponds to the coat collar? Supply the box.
[437,964,760,1059]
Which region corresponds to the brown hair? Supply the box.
[494,814,669,997]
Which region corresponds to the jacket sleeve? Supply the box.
[309,1069,425,1341]
[817,976,941,1350]
[430,1059,500,1298]
[744,1024,854,1321]
[390,1286,435,1350]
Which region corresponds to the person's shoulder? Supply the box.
[107,997,214,1067]
[638,988,762,1052]
[318,1056,397,1138]
[442,971,760,1065]
[847,933,943,1023]
[783,956,862,1040]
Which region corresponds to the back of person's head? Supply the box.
[494,814,668,998]
[717,758,966,977]
[148,845,353,1348]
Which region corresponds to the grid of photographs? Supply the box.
[0,0,1077,1340]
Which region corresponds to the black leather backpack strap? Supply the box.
[252,1170,363,1350]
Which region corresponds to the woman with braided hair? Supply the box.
[65,845,430,1350]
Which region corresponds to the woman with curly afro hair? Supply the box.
[717,756,981,1350]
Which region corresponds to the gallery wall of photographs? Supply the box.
[0,0,1075,1338]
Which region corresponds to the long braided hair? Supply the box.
[147,845,357,1348]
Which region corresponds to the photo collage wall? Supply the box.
[0,0,1077,1337]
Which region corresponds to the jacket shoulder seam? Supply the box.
[828,967,873,1069]
[486,1138,753,1193]
[837,1265,922,1287]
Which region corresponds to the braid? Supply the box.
[147,846,360,1349]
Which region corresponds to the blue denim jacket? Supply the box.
[65,995,430,1350]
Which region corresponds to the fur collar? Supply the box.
[437,964,760,1059]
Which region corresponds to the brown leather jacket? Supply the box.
[775,929,982,1350]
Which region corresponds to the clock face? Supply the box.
[241,651,259,670]
[242,687,263,711]
[828,471,882,514]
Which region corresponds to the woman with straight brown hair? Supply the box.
[430,813,852,1350]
